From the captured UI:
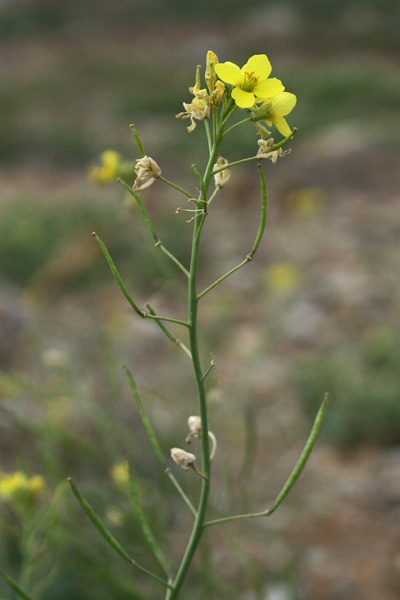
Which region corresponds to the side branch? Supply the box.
[118,178,189,278]
[204,394,328,528]
[197,165,267,300]
[123,365,197,517]
[68,478,172,589]
[93,232,188,327]
[211,129,297,176]
[146,304,192,359]
[0,571,34,600]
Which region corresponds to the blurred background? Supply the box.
[0,0,400,599]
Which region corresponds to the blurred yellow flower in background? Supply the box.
[0,471,45,502]
[111,461,129,487]
[286,186,325,216]
[105,505,125,527]
[89,150,122,184]
[215,54,284,108]
[265,262,301,293]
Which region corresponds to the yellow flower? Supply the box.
[89,150,121,184]
[111,461,130,487]
[215,54,284,109]
[252,92,297,137]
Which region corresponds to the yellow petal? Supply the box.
[215,62,243,85]
[271,92,297,116]
[231,87,256,108]
[242,54,272,79]
[253,78,284,99]
[271,115,292,137]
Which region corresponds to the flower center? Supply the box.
[241,70,259,92]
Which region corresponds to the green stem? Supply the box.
[207,186,220,207]
[204,511,266,528]
[200,356,215,382]
[198,258,249,300]
[168,114,224,600]
[0,570,34,600]
[222,116,251,138]
[159,176,193,199]
[204,119,212,154]
[212,155,258,175]
[146,304,192,359]
[144,314,189,327]
[211,129,297,177]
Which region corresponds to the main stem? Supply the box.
[168,123,223,600]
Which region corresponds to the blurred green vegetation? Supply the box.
[296,326,400,446]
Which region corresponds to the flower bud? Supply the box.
[205,50,219,92]
[250,101,273,123]
[170,448,196,471]
[213,156,231,188]
[188,415,201,434]
[210,80,225,109]
[133,156,161,191]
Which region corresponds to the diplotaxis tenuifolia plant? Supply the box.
[1,50,327,600]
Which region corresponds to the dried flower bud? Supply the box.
[188,415,201,434]
[210,80,225,108]
[176,84,210,133]
[133,156,161,191]
[170,448,196,471]
[256,139,291,164]
[213,156,231,188]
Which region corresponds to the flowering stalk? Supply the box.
[78,50,326,600]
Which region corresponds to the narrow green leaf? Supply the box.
[0,570,34,600]
[68,478,173,589]
[128,466,171,577]
[117,179,158,243]
[122,366,165,465]
[266,393,328,515]
[92,232,144,318]
[123,365,197,517]
[68,478,132,563]
[130,124,145,158]
[248,165,267,258]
